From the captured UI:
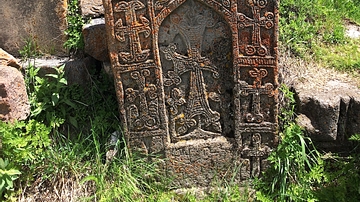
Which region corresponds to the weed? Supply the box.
[256,85,323,201]
[64,0,85,54]
[0,120,51,167]
[0,158,21,200]
[25,65,77,130]
[19,38,41,60]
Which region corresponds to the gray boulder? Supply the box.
[280,53,360,150]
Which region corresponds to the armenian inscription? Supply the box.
[103,0,279,187]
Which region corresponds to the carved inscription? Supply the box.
[114,0,151,63]
[237,0,274,56]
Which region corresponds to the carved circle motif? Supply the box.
[222,0,230,8]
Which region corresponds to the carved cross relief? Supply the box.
[103,0,278,179]
[242,133,269,177]
[158,0,233,141]
[239,68,275,123]
[114,0,151,63]
[237,0,275,56]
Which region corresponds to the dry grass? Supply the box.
[279,48,360,90]
[18,175,95,202]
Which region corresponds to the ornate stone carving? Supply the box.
[103,0,279,187]
[242,133,270,177]
[159,0,232,141]
[237,0,274,56]
[238,68,275,123]
[161,44,222,136]
[114,0,151,63]
[125,69,160,131]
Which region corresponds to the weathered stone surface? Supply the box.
[81,0,105,18]
[0,0,67,56]
[103,0,279,187]
[295,80,360,149]
[280,51,360,150]
[0,48,21,69]
[23,57,95,86]
[23,57,68,78]
[83,18,109,62]
[0,65,30,122]
[64,57,96,86]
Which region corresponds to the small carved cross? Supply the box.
[239,68,274,123]
[125,69,159,131]
[237,0,274,56]
[114,0,151,63]
[242,133,267,177]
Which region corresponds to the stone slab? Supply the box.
[83,18,109,62]
[103,0,279,187]
[0,0,68,56]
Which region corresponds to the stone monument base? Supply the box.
[165,136,246,188]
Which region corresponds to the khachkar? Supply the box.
[103,0,279,187]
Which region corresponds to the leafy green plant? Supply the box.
[0,120,51,166]
[19,38,41,60]
[26,64,78,129]
[256,85,323,201]
[312,134,360,202]
[0,158,21,200]
[64,0,85,53]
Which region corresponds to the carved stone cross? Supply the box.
[114,0,151,63]
[237,0,274,56]
[242,133,268,177]
[239,68,274,123]
[103,0,279,188]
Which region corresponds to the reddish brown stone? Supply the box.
[0,65,30,122]
[0,48,21,69]
[103,0,279,187]
[80,0,105,18]
[82,18,109,62]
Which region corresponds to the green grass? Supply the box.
[2,0,360,201]
[280,0,360,71]
[0,62,250,201]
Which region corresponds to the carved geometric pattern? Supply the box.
[103,0,279,187]
[125,69,160,131]
[161,44,222,138]
[114,0,151,63]
[242,133,270,177]
[158,0,231,141]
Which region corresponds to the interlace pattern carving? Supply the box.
[114,0,151,63]
[160,3,223,138]
[125,69,160,131]
[242,133,268,177]
[237,0,274,56]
